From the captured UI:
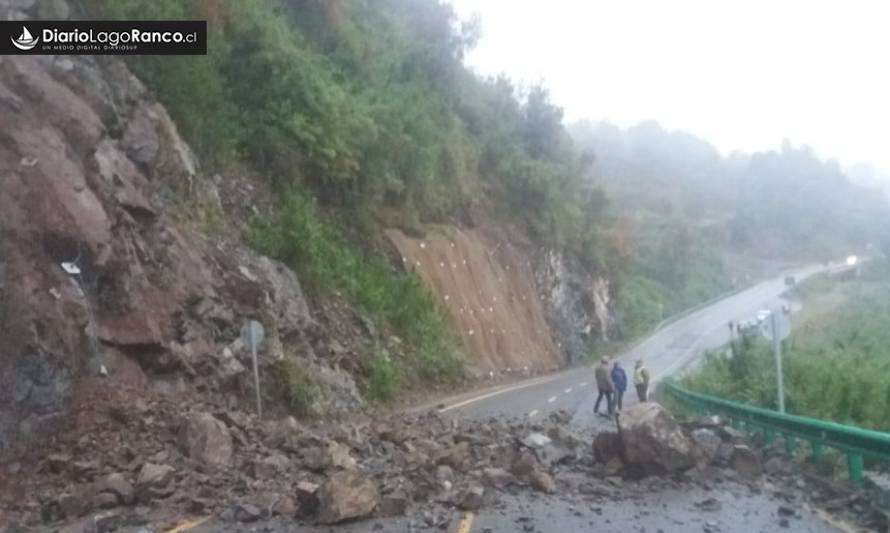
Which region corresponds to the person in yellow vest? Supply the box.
[634,359,650,402]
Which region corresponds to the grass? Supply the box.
[366,350,401,402]
[251,188,462,391]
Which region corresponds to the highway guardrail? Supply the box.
[664,382,890,483]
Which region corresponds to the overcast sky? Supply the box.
[447,0,890,173]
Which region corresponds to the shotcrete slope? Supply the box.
[387,228,560,372]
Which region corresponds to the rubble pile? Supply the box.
[3,397,887,532]
[0,390,599,531]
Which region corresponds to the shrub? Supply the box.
[366,350,401,402]
[252,188,462,384]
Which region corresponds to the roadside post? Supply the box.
[763,309,790,413]
[241,320,265,418]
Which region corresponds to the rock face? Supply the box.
[317,470,379,524]
[178,413,233,466]
[0,1,337,459]
[535,250,611,362]
[600,403,698,475]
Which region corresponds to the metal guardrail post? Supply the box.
[765,428,775,444]
[847,453,864,484]
[809,441,823,464]
[784,435,797,454]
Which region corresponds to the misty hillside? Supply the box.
[571,120,887,259]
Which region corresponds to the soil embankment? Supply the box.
[387,228,560,372]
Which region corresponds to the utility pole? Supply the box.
[771,310,785,413]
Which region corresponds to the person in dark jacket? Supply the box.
[594,356,614,417]
[611,361,628,412]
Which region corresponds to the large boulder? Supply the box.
[606,403,698,475]
[178,413,233,467]
[317,470,379,524]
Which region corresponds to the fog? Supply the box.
[448,0,890,177]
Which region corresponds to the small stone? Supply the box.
[93,492,118,510]
[459,485,484,511]
[482,468,516,489]
[93,510,122,533]
[777,505,795,517]
[235,503,263,522]
[529,470,556,494]
[93,473,134,505]
[272,495,297,517]
[378,491,408,517]
[730,445,763,479]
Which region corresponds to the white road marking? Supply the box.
[579,381,588,386]
[564,388,573,394]
[528,409,539,418]
[547,396,557,403]
[436,375,561,413]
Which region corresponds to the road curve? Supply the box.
[430,261,840,424]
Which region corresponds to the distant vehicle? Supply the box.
[756,309,771,323]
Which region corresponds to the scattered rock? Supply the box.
[511,451,539,478]
[691,428,722,460]
[253,453,289,479]
[482,467,516,489]
[178,413,234,467]
[234,503,263,523]
[730,445,762,479]
[436,441,471,470]
[93,473,134,506]
[695,497,722,512]
[135,463,175,501]
[328,441,357,470]
[459,485,485,511]
[93,510,123,533]
[272,495,297,517]
[378,491,409,517]
[317,470,379,524]
[295,481,321,517]
[529,470,556,494]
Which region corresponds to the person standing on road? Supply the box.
[611,361,627,412]
[594,356,614,417]
[634,359,650,402]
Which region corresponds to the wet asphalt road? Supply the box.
[182,262,851,533]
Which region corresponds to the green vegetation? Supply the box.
[682,265,890,431]
[270,357,320,416]
[252,189,461,383]
[366,350,401,402]
[90,1,607,262]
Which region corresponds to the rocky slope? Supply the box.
[0,1,611,464]
[0,47,350,457]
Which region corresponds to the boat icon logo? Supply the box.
[11,26,39,51]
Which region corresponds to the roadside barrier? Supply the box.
[664,382,890,484]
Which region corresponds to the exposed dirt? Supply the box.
[387,227,560,373]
